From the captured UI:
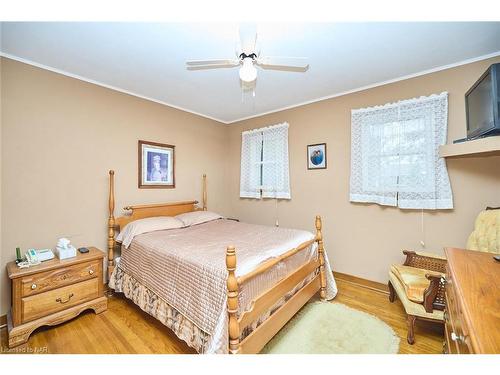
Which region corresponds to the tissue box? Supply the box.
[56,245,77,260]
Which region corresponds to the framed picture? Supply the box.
[138,140,175,188]
[307,143,327,170]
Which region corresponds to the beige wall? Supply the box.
[0,58,230,314]
[227,56,500,285]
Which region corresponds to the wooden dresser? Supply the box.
[6,247,108,348]
[444,247,500,354]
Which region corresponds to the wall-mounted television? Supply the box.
[465,63,500,140]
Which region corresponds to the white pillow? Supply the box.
[116,216,184,248]
[175,211,223,227]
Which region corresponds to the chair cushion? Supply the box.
[466,209,500,254]
[390,264,444,303]
[388,272,444,321]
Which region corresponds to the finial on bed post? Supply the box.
[315,215,327,300]
[202,174,207,211]
[226,245,240,354]
[108,170,116,282]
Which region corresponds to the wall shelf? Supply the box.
[439,136,500,158]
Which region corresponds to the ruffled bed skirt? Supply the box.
[109,264,331,353]
[109,266,212,353]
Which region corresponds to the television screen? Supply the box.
[467,71,494,137]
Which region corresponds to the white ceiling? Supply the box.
[2,22,500,123]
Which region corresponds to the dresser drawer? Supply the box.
[445,274,471,354]
[450,304,471,354]
[444,319,458,354]
[21,278,99,323]
[447,321,470,353]
[20,260,99,297]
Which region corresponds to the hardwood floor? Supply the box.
[0,277,443,354]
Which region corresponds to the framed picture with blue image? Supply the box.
[138,140,175,188]
[307,143,327,170]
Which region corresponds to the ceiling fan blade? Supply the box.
[187,64,240,70]
[256,56,309,69]
[239,23,257,55]
[186,59,239,66]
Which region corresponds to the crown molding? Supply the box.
[227,50,500,124]
[0,52,230,124]
[2,50,500,124]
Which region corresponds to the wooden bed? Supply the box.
[106,170,327,354]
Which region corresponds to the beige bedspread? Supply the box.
[113,219,337,352]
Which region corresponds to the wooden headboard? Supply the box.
[106,170,207,278]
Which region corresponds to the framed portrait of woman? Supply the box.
[138,140,175,188]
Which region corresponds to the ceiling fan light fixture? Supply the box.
[239,57,257,83]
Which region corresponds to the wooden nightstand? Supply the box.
[6,247,108,348]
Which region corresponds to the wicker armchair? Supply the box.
[389,208,499,345]
[388,250,447,344]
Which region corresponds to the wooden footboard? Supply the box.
[226,215,327,354]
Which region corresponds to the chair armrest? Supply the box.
[414,251,446,261]
[402,250,447,273]
[423,274,446,313]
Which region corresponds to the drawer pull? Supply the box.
[31,284,37,290]
[56,293,74,304]
[451,332,464,343]
[88,269,94,275]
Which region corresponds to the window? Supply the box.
[350,92,453,209]
[240,122,290,199]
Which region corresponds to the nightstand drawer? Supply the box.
[20,260,99,297]
[7,247,107,348]
[21,278,99,323]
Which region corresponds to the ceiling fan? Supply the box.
[186,24,309,84]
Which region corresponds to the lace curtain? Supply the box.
[240,122,291,199]
[350,92,453,209]
[240,130,262,199]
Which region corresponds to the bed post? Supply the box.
[315,215,327,300]
[226,245,240,354]
[108,170,116,281]
[202,174,207,211]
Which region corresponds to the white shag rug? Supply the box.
[261,301,400,354]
